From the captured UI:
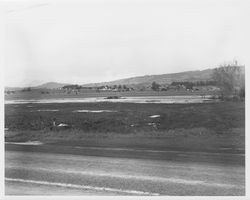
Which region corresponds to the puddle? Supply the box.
[73,110,117,113]
[147,122,157,128]
[30,109,59,112]
[58,123,69,127]
[149,115,161,118]
[5,141,43,145]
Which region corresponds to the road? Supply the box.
[5,142,245,196]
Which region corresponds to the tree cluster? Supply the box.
[151,81,161,91]
[21,87,32,92]
[97,84,133,91]
[212,64,245,98]
[171,81,216,89]
[63,85,82,90]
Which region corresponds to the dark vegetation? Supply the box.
[212,64,245,99]
[105,96,122,99]
[62,84,134,92]
[5,102,245,153]
[151,80,218,91]
[170,81,216,89]
[171,80,216,86]
[21,87,32,92]
[4,63,245,151]
[5,102,244,133]
[151,81,161,91]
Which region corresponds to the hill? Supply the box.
[5,68,214,90]
[83,69,213,87]
[4,87,23,91]
[34,82,69,89]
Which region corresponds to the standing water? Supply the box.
[4,95,219,104]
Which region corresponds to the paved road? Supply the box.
[5,143,245,196]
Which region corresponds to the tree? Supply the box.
[151,81,160,91]
[212,63,244,97]
[185,82,193,90]
[22,87,31,92]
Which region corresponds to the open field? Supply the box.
[5,101,244,132]
[5,100,245,195]
[5,101,245,153]
[5,89,219,100]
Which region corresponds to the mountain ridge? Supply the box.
[82,68,213,87]
[5,68,214,89]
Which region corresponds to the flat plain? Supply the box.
[4,92,245,195]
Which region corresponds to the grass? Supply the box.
[5,101,245,152]
[5,128,245,153]
[5,102,244,133]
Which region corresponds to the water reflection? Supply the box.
[5,96,219,104]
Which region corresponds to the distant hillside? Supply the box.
[5,87,23,91]
[34,82,69,89]
[83,69,214,87]
[5,68,215,90]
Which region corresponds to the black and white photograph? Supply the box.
[1,0,248,198]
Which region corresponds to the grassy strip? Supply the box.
[5,90,219,100]
[5,102,244,133]
[5,128,244,152]
[5,101,245,151]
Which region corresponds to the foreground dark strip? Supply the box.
[5,143,245,166]
[5,150,245,195]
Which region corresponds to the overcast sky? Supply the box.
[3,0,249,87]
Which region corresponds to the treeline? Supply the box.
[151,80,217,91]
[171,80,216,88]
[212,64,245,99]
[62,84,134,91]
[96,84,134,91]
[21,87,32,92]
[63,85,85,90]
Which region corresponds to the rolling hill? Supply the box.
[34,82,69,89]
[83,69,214,87]
[6,68,215,90]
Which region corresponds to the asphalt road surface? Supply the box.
[5,142,245,196]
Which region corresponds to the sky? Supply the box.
[3,0,249,87]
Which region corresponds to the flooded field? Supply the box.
[30,109,59,112]
[5,95,219,104]
[73,110,117,113]
[5,101,245,140]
